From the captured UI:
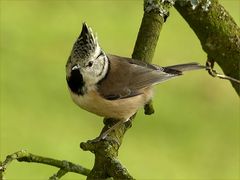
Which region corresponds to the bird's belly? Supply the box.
[69,89,152,120]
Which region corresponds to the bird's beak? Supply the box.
[72,64,81,70]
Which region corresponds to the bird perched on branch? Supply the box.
[66,22,204,139]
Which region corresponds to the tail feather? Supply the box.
[164,63,205,72]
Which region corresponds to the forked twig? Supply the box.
[0,150,90,179]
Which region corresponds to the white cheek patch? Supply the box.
[82,56,108,86]
[94,60,103,72]
[97,56,109,80]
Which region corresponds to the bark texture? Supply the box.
[175,0,240,95]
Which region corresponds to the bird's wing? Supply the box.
[97,54,181,100]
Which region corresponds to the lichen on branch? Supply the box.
[175,0,240,95]
[0,150,90,179]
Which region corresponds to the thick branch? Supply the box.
[133,0,174,114]
[175,0,240,95]
[80,119,134,179]
[81,0,174,179]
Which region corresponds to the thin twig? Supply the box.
[206,60,240,84]
[49,169,68,180]
[0,150,90,179]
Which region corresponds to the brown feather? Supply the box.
[97,54,179,100]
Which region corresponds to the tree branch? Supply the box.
[81,0,175,179]
[0,150,90,179]
[80,118,134,179]
[174,0,240,95]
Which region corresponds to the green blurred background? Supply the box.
[0,0,239,179]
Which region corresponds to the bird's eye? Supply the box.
[87,61,93,67]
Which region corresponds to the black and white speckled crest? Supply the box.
[71,23,98,60]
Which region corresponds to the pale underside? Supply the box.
[70,86,152,120]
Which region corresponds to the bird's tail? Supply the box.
[163,62,205,75]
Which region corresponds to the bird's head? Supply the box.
[66,23,108,87]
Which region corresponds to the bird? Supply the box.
[66,22,204,139]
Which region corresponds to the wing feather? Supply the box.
[97,54,180,100]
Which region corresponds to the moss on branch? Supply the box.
[175,0,240,95]
[0,150,90,179]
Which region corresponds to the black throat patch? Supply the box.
[67,69,85,95]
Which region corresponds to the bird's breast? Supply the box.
[69,88,153,120]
